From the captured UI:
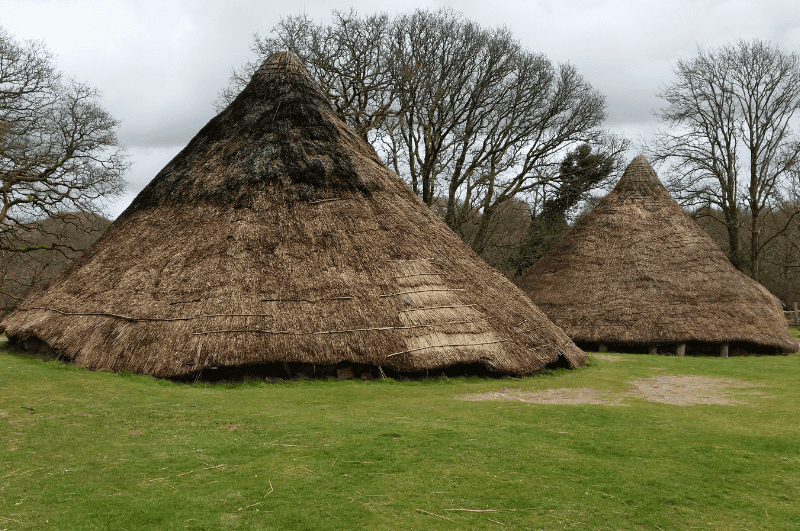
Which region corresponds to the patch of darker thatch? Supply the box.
[118,53,370,219]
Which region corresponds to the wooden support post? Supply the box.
[282,361,292,378]
[675,343,686,357]
[720,343,729,358]
[598,344,608,353]
[648,346,658,355]
[795,302,799,326]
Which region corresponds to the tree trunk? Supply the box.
[420,159,435,206]
[444,178,461,231]
[722,206,741,269]
[750,208,761,281]
[471,176,496,257]
[749,149,761,280]
[471,203,495,257]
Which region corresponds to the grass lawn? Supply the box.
[2,329,800,530]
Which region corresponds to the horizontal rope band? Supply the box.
[191,318,488,336]
[386,339,509,358]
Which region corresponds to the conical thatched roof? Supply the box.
[1,53,584,377]
[517,155,798,354]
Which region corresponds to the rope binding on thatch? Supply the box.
[379,288,466,297]
[386,339,510,358]
[21,307,278,322]
[191,318,491,336]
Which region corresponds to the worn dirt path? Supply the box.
[457,354,760,406]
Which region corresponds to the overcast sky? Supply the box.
[3,0,800,218]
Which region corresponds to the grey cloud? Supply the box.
[2,0,799,218]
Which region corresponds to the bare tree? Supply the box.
[1,27,127,312]
[646,40,800,278]
[216,10,396,145]
[220,9,621,259]
[383,9,617,256]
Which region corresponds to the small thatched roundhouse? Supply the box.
[1,53,584,378]
[517,155,798,356]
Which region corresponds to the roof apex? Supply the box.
[620,155,661,183]
[255,52,309,80]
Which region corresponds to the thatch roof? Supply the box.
[517,155,798,354]
[1,53,584,377]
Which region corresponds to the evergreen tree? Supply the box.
[513,144,614,277]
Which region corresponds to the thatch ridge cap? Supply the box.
[612,155,664,192]
[256,52,308,78]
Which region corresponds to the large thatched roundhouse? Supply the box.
[1,53,584,378]
[517,155,798,356]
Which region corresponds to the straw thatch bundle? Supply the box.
[517,155,798,355]
[1,53,584,378]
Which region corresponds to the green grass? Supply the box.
[2,330,800,530]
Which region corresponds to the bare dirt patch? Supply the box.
[628,375,757,406]
[456,387,626,406]
[457,376,759,406]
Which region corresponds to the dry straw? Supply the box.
[517,155,798,355]
[1,52,584,377]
